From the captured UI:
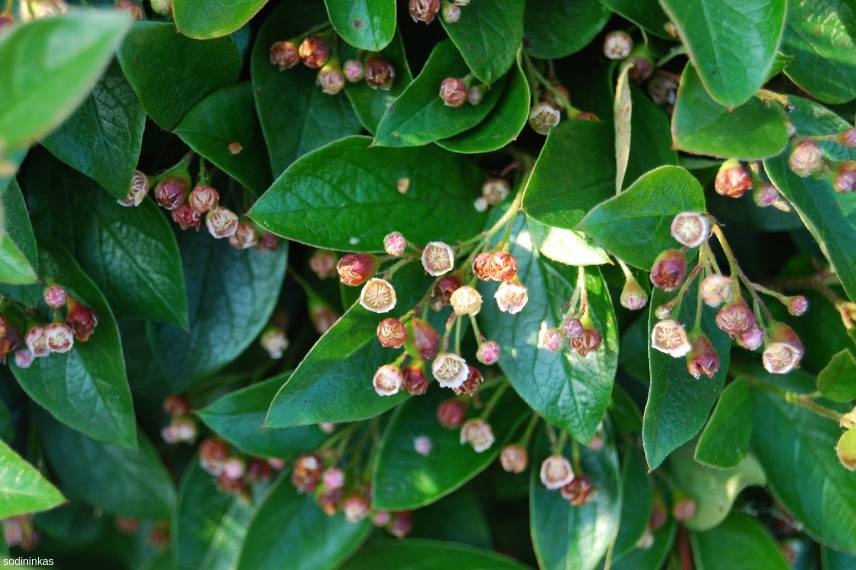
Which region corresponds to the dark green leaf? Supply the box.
[409,490,492,549]
[149,229,288,391]
[0,438,64,518]
[625,85,678,185]
[174,0,268,39]
[578,165,706,270]
[690,513,789,570]
[524,0,610,58]
[11,241,137,449]
[0,179,36,269]
[117,21,241,130]
[817,350,856,403]
[613,519,677,570]
[196,376,327,459]
[251,1,362,176]
[250,136,486,251]
[236,476,371,570]
[0,233,36,285]
[325,0,396,51]
[42,62,145,200]
[342,540,529,570]
[671,64,790,160]
[374,40,504,147]
[600,0,671,39]
[613,446,652,559]
[695,378,752,468]
[659,0,786,107]
[0,10,131,150]
[823,547,856,570]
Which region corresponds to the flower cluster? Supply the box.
[539,453,596,507]
[409,0,471,25]
[197,436,282,499]
[540,268,604,359]
[438,76,486,108]
[159,394,198,445]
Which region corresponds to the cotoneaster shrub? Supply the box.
[0,0,855,568]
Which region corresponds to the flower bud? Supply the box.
[651,319,692,357]
[188,184,219,214]
[542,327,564,352]
[260,325,289,359]
[500,444,528,473]
[562,317,583,339]
[762,322,804,374]
[540,455,574,490]
[309,249,338,280]
[620,276,648,311]
[43,285,67,309]
[270,40,299,70]
[450,285,483,316]
[373,364,403,396]
[337,253,377,286]
[118,170,151,207]
[414,435,433,456]
[628,53,654,83]
[292,453,323,492]
[647,71,678,107]
[388,511,413,538]
[14,349,34,369]
[343,59,364,82]
[687,335,720,379]
[494,281,528,314]
[377,317,407,348]
[365,56,396,90]
[670,212,711,248]
[431,274,461,310]
[443,2,461,23]
[672,496,697,521]
[467,85,484,106]
[476,340,501,365]
[649,249,686,292]
[170,417,197,442]
[359,278,397,313]
[736,325,764,351]
[383,231,407,256]
[154,177,187,210]
[838,128,856,148]
[837,429,856,471]
[437,399,467,428]
[714,159,752,198]
[409,0,440,23]
[322,467,345,490]
[171,204,201,231]
[268,457,286,470]
[343,495,370,523]
[561,476,596,506]
[222,456,245,480]
[715,300,756,337]
[318,62,346,95]
[199,437,229,476]
[529,102,561,135]
[317,488,342,516]
[205,207,239,239]
[473,251,518,282]
[603,30,633,60]
[372,510,392,527]
[298,36,330,69]
[247,459,273,483]
[406,318,440,360]
[150,0,172,16]
[786,295,808,316]
[229,221,258,250]
[256,232,280,252]
[701,274,734,307]
[66,299,98,342]
[163,394,190,418]
[439,77,468,107]
[481,177,510,205]
[753,182,780,207]
[431,352,469,390]
[571,328,602,357]
[453,365,484,396]
[421,241,455,276]
[459,419,496,454]
[788,140,823,177]
[834,163,856,193]
[403,361,429,395]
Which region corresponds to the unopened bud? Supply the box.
[199,437,229,476]
[260,325,289,359]
[359,278,397,313]
[439,77,468,107]
[343,494,370,523]
[432,352,469,389]
[337,253,377,286]
[540,455,574,490]
[421,241,455,276]
[377,317,407,348]
[494,281,528,314]
[834,163,856,193]
[672,497,697,521]
[383,232,407,256]
[837,429,856,471]
[753,182,780,207]
[450,285,483,316]
[481,177,510,205]
[163,394,190,417]
[409,0,440,23]
[542,327,564,352]
[188,184,219,214]
[562,317,583,339]
[431,275,461,310]
[388,511,413,538]
[715,300,756,337]
[788,140,823,177]
[715,159,752,198]
[14,350,34,369]
[500,444,528,473]
[343,59,364,82]
[407,318,440,360]
[322,467,345,490]
[649,249,687,292]
[437,398,467,428]
[670,211,710,248]
[476,340,500,365]
[154,177,187,210]
[603,31,633,60]
[403,361,429,395]
[687,335,720,379]
[414,435,433,456]
[628,53,654,83]
[118,170,150,207]
[620,276,648,310]
[736,325,764,351]
[66,298,98,342]
[701,274,734,307]
[43,285,67,309]
[365,56,395,90]
[460,419,495,453]
[762,322,803,374]
[256,232,280,252]
[838,128,856,148]
[786,295,808,316]
[442,2,460,23]
[270,40,299,70]
[171,204,201,231]
[529,102,561,135]
[205,207,239,239]
[247,459,273,483]
[651,319,691,357]
[298,36,330,69]
[318,62,346,95]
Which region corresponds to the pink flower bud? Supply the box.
[403,361,429,395]
[260,326,289,359]
[562,317,584,339]
[670,212,710,248]
[788,140,823,177]
[188,184,219,214]
[43,285,67,309]
[437,398,467,428]
[413,435,433,456]
[603,30,633,60]
[318,62,346,95]
[377,317,407,348]
[686,335,720,379]
[291,453,323,492]
[298,36,330,69]
[654,304,672,320]
[736,325,764,351]
[359,278,397,313]
[432,352,469,389]
[481,177,510,205]
[222,457,245,480]
[337,253,377,286]
[373,511,392,526]
[672,497,697,521]
[500,444,528,473]
[343,494,370,523]
[205,207,239,239]
[154,177,187,210]
[838,128,856,148]
[762,322,804,374]
[373,364,403,396]
[409,0,440,23]
[171,204,201,231]
[494,281,528,314]
[118,170,150,207]
[561,476,596,506]
[651,319,691,357]
[322,467,345,490]
[786,295,808,316]
[309,249,338,279]
[649,249,687,292]
[834,163,856,193]
[473,251,518,282]
[246,459,273,483]
[199,437,229,476]
[383,232,407,256]
[66,298,98,342]
[540,455,574,490]
[163,394,190,417]
[453,365,484,396]
[388,511,413,538]
[714,159,752,198]
[14,349,34,369]
[753,182,780,207]
[701,274,734,307]
[476,340,500,365]
[343,59,364,82]
[529,102,561,135]
[256,232,280,252]
[620,277,648,310]
[317,488,342,515]
[442,2,461,23]
[228,221,258,250]
[460,419,495,453]
[542,327,564,352]
[270,40,299,70]
[715,300,756,337]
[421,241,455,276]
[268,458,286,470]
[467,85,485,106]
[365,56,396,90]
[408,318,440,360]
[571,328,602,357]
[450,285,483,316]
[439,77,468,107]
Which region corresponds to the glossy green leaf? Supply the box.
[175,83,271,195]
[196,376,327,459]
[671,64,790,160]
[149,229,287,391]
[236,476,371,570]
[372,384,526,510]
[174,0,268,39]
[1,179,36,269]
[642,285,731,470]
[690,513,789,570]
[578,165,706,270]
[251,1,362,176]
[342,540,529,570]
[524,0,610,58]
[374,40,504,147]
[823,547,856,570]
[613,519,677,570]
[0,10,131,150]
[479,215,619,444]
[38,413,175,519]
[530,432,621,570]
[600,0,671,39]
[174,462,253,570]
[781,0,856,104]
[325,0,395,51]
[437,55,531,154]
[264,263,433,428]
[523,120,615,230]
[117,21,241,130]
[408,490,492,549]
[660,0,786,107]
[817,350,856,403]
[250,136,486,251]
[0,234,36,285]
[0,438,64,518]
[11,241,137,449]
[613,446,652,559]
[695,379,752,468]
[527,218,611,267]
[626,85,678,185]
[41,62,145,200]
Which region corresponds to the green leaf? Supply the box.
[523,120,615,230]
[374,40,504,147]
[527,218,611,267]
[669,444,765,531]
[626,85,678,185]
[37,413,175,520]
[41,62,145,200]
[372,384,526,510]
[613,446,652,559]
[823,547,856,570]
[196,376,327,459]
[613,519,677,570]
[117,21,241,130]
[671,64,790,160]
[251,1,362,176]
[149,229,288,391]
[408,490,493,549]
[342,540,529,570]
[0,10,132,150]
[0,179,37,269]
[174,0,268,39]
[690,513,790,570]
[781,0,856,104]
[11,241,137,449]
[524,0,610,58]
[0,438,64,519]
[175,83,271,195]
[479,215,619,444]
[578,165,706,270]
[0,234,36,285]
[264,263,433,428]
[659,0,786,107]
[751,376,856,553]
[817,350,856,403]
[695,379,752,468]
[600,0,671,39]
[174,461,253,570]
[325,0,396,51]
[437,55,531,154]
[236,476,371,570]
[642,285,731,470]
[250,136,486,251]
[530,431,621,570]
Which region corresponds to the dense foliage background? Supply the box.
[0,0,855,568]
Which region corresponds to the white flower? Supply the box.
[359,278,397,313]
[460,419,495,453]
[421,241,455,276]
[431,353,469,389]
[540,455,574,489]
[373,364,403,396]
[494,281,528,314]
[651,319,691,357]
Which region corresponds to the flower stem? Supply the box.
[481,381,510,420]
